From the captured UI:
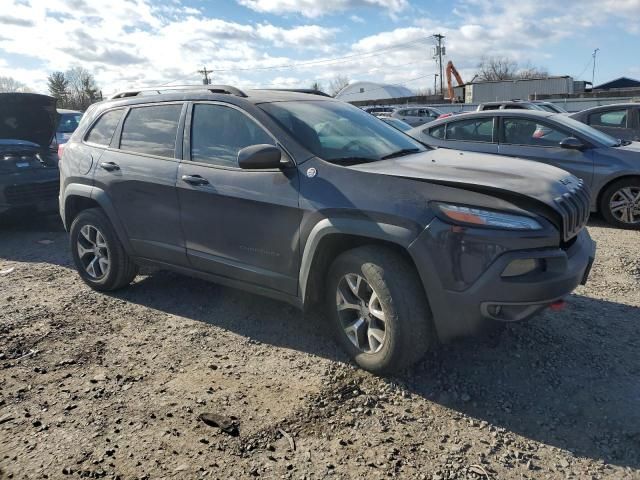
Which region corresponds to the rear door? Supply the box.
[93,102,188,265]
[430,116,499,154]
[176,102,301,295]
[497,116,594,186]
[587,107,635,141]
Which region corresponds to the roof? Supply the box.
[57,108,82,114]
[334,81,414,102]
[464,76,572,86]
[102,85,336,107]
[593,77,640,90]
[425,109,556,126]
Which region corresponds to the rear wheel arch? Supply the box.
[64,195,101,230]
[64,186,133,253]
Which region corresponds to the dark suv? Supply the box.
[59,85,596,373]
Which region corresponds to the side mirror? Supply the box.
[238,144,283,169]
[559,137,585,150]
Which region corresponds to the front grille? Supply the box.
[4,180,59,205]
[554,179,591,242]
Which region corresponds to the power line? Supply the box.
[433,33,445,95]
[198,66,212,85]
[207,35,432,73]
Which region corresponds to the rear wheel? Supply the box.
[326,246,436,373]
[600,178,640,229]
[69,208,138,291]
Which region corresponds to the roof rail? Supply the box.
[107,84,247,100]
[259,88,332,98]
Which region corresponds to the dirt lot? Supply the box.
[0,215,639,480]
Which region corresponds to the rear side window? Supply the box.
[119,104,182,158]
[429,124,446,139]
[85,109,123,146]
[588,109,628,128]
[190,104,274,167]
[446,118,494,142]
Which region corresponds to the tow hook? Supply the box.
[549,300,567,311]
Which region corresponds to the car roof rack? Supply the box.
[259,88,332,98]
[107,84,247,100]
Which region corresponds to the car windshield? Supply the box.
[57,113,83,133]
[551,114,619,147]
[259,100,426,164]
[537,103,567,113]
[382,118,412,132]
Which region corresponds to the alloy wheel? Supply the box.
[335,273,387,354]
[77,224,111,280]
[609,186,640,224]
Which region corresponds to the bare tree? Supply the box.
[64,67,100,110]
[328,75,350,96]
[516,62,549,79]
[0,76,30,93]
[414,87,433,96]
[476,56,519,81]
[476,56,548,81]
[309,81,325,93]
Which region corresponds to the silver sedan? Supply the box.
[408,110,640,228]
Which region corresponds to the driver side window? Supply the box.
[190,104,274,167]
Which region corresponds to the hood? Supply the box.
[349,148,578,207]
[348,148,591,240]
[0,93,57,147]
[615,141,640,154]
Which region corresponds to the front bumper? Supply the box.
[409,220,596,341]
[0,169,59,215]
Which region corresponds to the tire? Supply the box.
[69,208,138,291]
[326,245,436,374]
[599,178,640,229]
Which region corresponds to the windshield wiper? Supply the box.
[381,148,421,160]
[329,156,378,165]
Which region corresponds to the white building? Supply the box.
[335,81,415,102]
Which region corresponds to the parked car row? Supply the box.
[407,109,640,227]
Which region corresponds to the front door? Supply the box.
[497,116,594,186]
[93,103,187,265]
[587,107,636,142]
[177,102,301,295]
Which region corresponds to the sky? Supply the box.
[0,0,639,96]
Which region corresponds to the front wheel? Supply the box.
[69,208,138,291]
[326,246,436,373]
[599,178,640,229]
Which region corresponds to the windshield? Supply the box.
[552,114,619,147]
[259,100,426,163]
[57,113,83,133]
[382,118,412,132]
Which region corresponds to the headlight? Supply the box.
[435,203,542,230]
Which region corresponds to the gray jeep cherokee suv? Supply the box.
[59,85,595,373]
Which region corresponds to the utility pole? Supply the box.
[433,34,445,96]
[198,66,212,85]
[433,74,439,96]
[591,48,599,87]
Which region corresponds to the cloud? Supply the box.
[237,0,409,18]
[0,15,35,27]
[0,0,636,96]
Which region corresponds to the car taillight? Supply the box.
[437,113,453,119]
[58,144,65,158]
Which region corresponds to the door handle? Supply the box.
[181,174,210,186]
[100,161,120,171]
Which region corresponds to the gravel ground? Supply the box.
[0,214,639,480]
